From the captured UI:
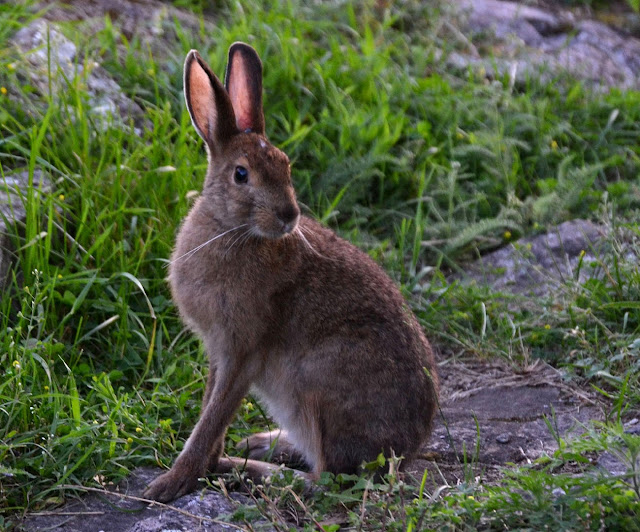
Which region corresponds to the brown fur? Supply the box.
[144,43,439,503]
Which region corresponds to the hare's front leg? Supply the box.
[144,358,251,502]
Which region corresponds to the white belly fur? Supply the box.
[251,361,322,471]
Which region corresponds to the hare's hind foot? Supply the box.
[236,430,309,469]
[216,456,315,487]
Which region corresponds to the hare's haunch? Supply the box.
[144,43,439,503]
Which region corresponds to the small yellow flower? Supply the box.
[58,194,65,201]
[503,230,512,240]
[93,420,99,424]
[0,87,7,95]
[127,437,133,444]
[579,249,586,258]
[44,385,49,391]
[551,140,559,151]
[12,360,21,370]
[8,63,16,71]
[544,324,551,330]
[147,68,155,76]
[57,274,63,279]
[135,427,142,433]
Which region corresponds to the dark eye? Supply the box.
[234,165,248,184]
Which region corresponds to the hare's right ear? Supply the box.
[224,43,265,135]
[184,50,238,150]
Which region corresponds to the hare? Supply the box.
[144,42,439,503]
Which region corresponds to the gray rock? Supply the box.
[450,0,640,90]
[21,467,255,532]
[11,19,147,133]
[552,487,566,498]
[35,0,216,62]
[407,358,609,487]
[0,169,51,288]
[459,219,607,297]
[596,451,628,477]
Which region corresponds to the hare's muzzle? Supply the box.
[277,204,300,235]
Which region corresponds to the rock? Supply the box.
[36,0,170,40]
[0,169,51,288]
[21,467,255,532]
[11,19,148,133]
[459,219,607,297]
[624,418,639,435]
[35,0,215,60]
[596,451,628,478]
[450,0,640,90]
[552,487,566,498]
[406,358,608,487]
[460,0,570,45]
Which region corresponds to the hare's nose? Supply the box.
[277,205,300,225]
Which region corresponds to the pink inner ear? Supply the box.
[189,60,216,139]
[228,54,253,131]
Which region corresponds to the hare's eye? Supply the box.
[234,166,248,184]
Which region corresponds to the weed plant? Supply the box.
[1,0,639,529]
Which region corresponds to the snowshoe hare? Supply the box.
[144,43,439,502]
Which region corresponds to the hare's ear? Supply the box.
[184,50,238,149]
[224,42,265,136]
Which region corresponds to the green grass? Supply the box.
[1,0,639,529]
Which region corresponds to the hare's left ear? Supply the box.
[224,42,265,136]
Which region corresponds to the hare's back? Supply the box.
[285,217,438,407]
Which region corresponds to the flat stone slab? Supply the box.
[22,468,253,532]
[407,358,607,487]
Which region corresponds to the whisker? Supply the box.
[169,224,248,265]
[299,223,316,238]
[237,229,254,251]
[296,227,323,258]
[224,228,251,258]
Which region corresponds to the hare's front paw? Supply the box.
[144,467,200,503]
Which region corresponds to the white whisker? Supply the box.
[169,224,248,265]
[224,228,251,258]
[296,227,323,258]
[237,229,254,251]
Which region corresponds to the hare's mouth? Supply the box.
[253,206,300,240]
[254,216,300,240]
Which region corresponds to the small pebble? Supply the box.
[496,433,511,444]
[624,421,640,435]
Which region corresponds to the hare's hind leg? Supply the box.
[236,430,308,469]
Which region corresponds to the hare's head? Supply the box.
[184,43,300,239]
